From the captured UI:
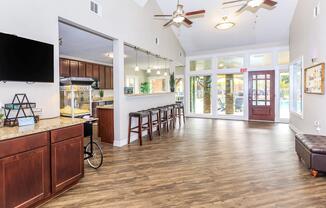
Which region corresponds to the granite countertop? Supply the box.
[96,105,114,110]
[92,97,114,102]
[0,117,86,142]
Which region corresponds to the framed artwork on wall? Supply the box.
[304,63,325,95]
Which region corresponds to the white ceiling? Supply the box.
[154,0,298,55]
[59,22,113,64]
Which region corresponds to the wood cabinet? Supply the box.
[59,59,70,77]
[70,60,79,77]
[105,66,113,89]
[59,58,113,89]
[0,133,50,208]
[98,108,114,143]
[0,124,84,208]
[78,62,86,77]
[50,125,84,193]
[99,65,106,89]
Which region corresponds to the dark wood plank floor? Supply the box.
[41,118,326,208]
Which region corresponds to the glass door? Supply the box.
[190,76,212,114]
[279,71,290,120]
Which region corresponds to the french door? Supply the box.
[248,71,275,121]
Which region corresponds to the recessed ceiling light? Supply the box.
[215,16,235,30]
[105,52,127,58]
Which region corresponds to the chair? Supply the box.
[128,111,152,146]
[148,108,161,136]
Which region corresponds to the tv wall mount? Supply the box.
[4,94,38,127]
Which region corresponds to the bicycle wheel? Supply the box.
[85,141,103,169]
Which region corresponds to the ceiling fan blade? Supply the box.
[236,3,248,14]
[154,15,173,17]
[183,18,193,26]
[185,10,206,16]
[163,19,174,27]
[223,0,246,5]
[263,0,277,7]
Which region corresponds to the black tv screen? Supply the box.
[0,32,54,83]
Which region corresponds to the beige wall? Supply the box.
[0,0,185,118]
[289,0,326,134]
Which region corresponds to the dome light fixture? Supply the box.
[215,16,235,30]
[248,0,264,7]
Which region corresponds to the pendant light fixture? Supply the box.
[156,55,161,75]
[147,52,151,73]
[164,58,168,76]
[134,47,139,72]
[215,16,235,30]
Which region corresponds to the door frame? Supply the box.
[248,70,276,121]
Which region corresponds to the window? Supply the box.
[217,56,244,69]
[190,59,212,71]
[278,51,290,65]
[190,76,212,114]
[175,77,184,102]
[250,53,273,67]
[217,74,244,116]
[280,72,290,119]
[290,58,303,115]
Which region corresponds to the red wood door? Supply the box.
[248,70,275,121]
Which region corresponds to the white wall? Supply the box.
[0,0,184,119]
[289,0,326,135]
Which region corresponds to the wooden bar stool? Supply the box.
[158,107,169,132]
[148,108,161,136]
[128,111,152,146]
[166,105,176,129]
[175,102,185,127]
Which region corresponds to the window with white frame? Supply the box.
[290,57,304,116]
[190,59,212,71]
[250,53,273,67]
[217,56,244,69]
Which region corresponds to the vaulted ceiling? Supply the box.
[135,0,298,55]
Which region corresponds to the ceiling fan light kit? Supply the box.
[248,0,264,7]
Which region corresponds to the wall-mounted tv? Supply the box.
[0,32,54,83]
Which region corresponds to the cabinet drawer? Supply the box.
[51,124,83,144]
[0,132,48,159]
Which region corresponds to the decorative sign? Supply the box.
[18,117,35,127]
[304,63,325,95]
[240,68,248,73]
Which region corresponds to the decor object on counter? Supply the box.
[304,63,325,95]
[4,94,38,127]
[140,82,150,94]
[170,72,175,92]
[99,89,104,98]
[124,87,134,94]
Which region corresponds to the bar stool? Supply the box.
[166,105,176,129]
[158,106,169,132]
[148,108,161,136]
[128,111,152,146]
[175,102,185,127]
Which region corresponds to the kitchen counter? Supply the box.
[96,105,114,109]
[92,97,114,102]
[0,117,85,141]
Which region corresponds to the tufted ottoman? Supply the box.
[295,134,326,177]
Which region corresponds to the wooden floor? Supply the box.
[42,118,326,208]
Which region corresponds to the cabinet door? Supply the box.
[109,66,113,89]
[0,146,50,208]
[86,63,93,78]
[78,62,86,77]
[92,64,100,81]
[99,65,105,89]
[59,58,70,77]
[105,66,111,89]
[70,60,79,77]
[51,136,84,193]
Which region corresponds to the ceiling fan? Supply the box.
[223,0,277,14]
[154,0,205,27]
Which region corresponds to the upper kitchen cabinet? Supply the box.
[78,62,86,77]
[70,60,79,77]
[92,64,100,81]
[99,65,106,89]
[86,63,93,78]
[105,66,113,89]
[59,59,70,77]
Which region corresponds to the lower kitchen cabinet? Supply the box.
[0,133,50,208]
[0,124,84,208]
[51,136,84,193]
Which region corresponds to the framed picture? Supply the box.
[304,63,325,95]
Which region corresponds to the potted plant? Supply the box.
[170,72,175,92]
[140,82,150,94]
[99,90,104,98]
[0,108,4,128]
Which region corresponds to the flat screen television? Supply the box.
[0,32,54,83]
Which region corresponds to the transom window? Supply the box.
[217,56,244,69]
[250,53,273,67]
[190,59,212,71]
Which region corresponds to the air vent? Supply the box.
[90,0,102,16]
